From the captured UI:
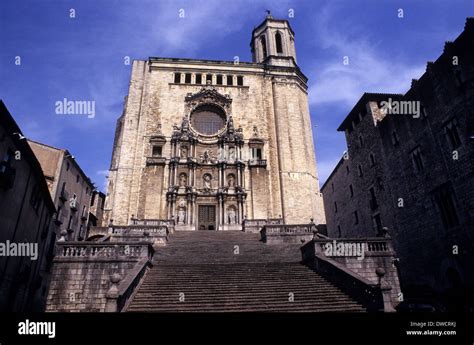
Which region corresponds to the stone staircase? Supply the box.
[126,231,365,312]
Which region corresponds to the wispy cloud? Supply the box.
[307,4,426,107]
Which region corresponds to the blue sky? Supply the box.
[0,0,472,191]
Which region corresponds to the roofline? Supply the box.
[26,140,94,190]
[252,17,295,37]
[0,100,56,212]
[336,92,404,132]
[148,56,261,67]
[320,156,345,192]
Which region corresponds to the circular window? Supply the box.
[190,104,226,135]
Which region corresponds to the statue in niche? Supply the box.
[227,207,237,225]
[200,149,215,164]
[177,200,186,224]
[179,173,187,187]
[228,147,236,161]
[203,174,212,190]
[227,174,235,187]
[252,125,259,137]
[180,146,188,159]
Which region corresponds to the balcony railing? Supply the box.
[248,159,267,168]
[146,156,166,166]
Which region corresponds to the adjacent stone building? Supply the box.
[0,101,57,311]
[322,18,474,308]
[28,140,94,241]
[103,14,325,229]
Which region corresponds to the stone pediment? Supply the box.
[185,85,232,114]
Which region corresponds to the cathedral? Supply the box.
[103,14,326,229]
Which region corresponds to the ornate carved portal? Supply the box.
[166,86,247,230]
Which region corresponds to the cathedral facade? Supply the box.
[103,15,325,230]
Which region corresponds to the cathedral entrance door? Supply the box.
[198,205,216,230]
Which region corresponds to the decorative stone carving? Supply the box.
[228,146,236,161]
[227,174,235,187]
[177,200,186,224]
[227,206,237,224]
[179,173,187,187]
[180,146,188,159]
[203,174,212,190]
[200,149,216,164]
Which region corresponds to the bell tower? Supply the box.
[250,11,297,67]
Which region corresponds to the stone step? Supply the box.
[126,231,364,312]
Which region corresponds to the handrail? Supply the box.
[117,257,153,312]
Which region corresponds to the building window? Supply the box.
[346,166,350,175]
[174,73,181,83]
[185,73,192,84]
[251,147,262,160]
[195,74,202,84]
[334,201,338,213]
[81,205,86,218]
[76,175,80,183]
[354,211,359,225]
[226,75,233,86]
[216,74,223,85]
[391,130,400,146]
[206,74,212,84]
[66,162,70,171]
[152,146,162,157]
[369,153,376,166]
[349,184,354,198]
[358,164,363,177]
[359,135,364,147]
[237,76,243,86]
[260,35,267,58]
[275,32,283,54]
[190,104,226,135]
[372,214,383,235]
[67,215,73,230]
[433,183,460,229]
[30,184,41,211]
[445,119,461,149]
[369,187,378,210]
[411,147,424,172]
[337,225,341,237]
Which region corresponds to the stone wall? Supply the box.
[46,242,153,312]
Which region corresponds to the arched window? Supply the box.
[190,104,226,135]
[260,36,267,58]
[275,32,283,54]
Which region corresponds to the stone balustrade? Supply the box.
[46,241,154,312]
[242,218,283,233]
[129,218,175,227]
[56,242,151,259]
[261,224,315,244]
[87,223,170,246]
[301,236,401,311]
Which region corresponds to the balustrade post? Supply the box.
[376,268,395,312]
[105,273,122,312]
